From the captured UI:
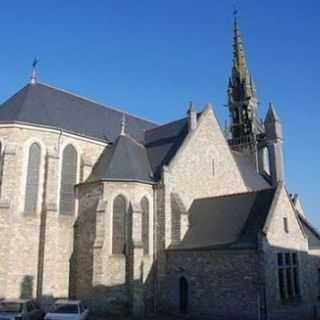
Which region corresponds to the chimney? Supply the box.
[187,101,197,131]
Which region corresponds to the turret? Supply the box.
[264,103,285,186]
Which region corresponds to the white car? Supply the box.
[0,299,44,320]
[45,300,89,320]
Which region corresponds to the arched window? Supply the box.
[25,143,41,213]
[179,276,189,314]
[60,144,78,215]
[262,146,271,175]
[141,197,150,255]
[112,195,126,254]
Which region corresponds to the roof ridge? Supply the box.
[197,187,275,201]
[298,214,320,240]
[124,133,147,149]
[145,116,187,133]
[36,81,158,126]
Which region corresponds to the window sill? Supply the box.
[110,254,126,259]
[0,199,10,209]
[22,210,38,216]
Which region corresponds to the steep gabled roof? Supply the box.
[170,188,276,251]
[0,82,157,143]
[144,117,189,178]
[87,133,154,183]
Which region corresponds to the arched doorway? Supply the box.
[179,276,189,314]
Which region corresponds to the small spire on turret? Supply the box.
[265,102,283,142]
[265,102,281,124]
[30,57,39,85]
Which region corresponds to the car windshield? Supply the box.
[53,304,78,314]
[0,302,23,313]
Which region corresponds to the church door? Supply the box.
[179,276,188,314]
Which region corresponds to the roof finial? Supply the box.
[120,112,126,136]
[233,5,238,21]
[30,57,39,85]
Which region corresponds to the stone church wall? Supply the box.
[0,124,105,300]
[261,185,320,320]
[155,106,270,313]
[161,107,269,249]
[162,250,259,320]
[73,180,155,316]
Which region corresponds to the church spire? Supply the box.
[227,12,261,148]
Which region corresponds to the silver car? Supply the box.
[0,299,44,320]
[45,300,89,320]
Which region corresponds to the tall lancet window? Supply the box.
[262,147,271,175]
[60,144,78,215]
[112,195,127,254]
[141,197,150,255]
[25,143,41,213]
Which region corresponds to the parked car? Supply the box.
[45,300,89,320]
[0,299,44,320]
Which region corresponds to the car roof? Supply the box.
[1,299,30,303]
[55,299,81,304]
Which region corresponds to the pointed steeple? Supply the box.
[232,13,249,82]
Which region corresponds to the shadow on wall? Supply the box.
[164,237,320,320]
[68,184,156,317]
[232,150,271,190]
[20,275,34,299]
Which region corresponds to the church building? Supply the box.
[0,17,319,320]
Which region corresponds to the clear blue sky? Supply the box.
[0,1,319,227]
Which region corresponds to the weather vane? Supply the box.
[233,4,239,18]
[31,57,39,85]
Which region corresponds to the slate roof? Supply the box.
[144,118,189,178]
[0,82,276,185]
[170,188,276,251]
[298,214,320,250]
[88,133,154,183]
[0,82,157,143]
